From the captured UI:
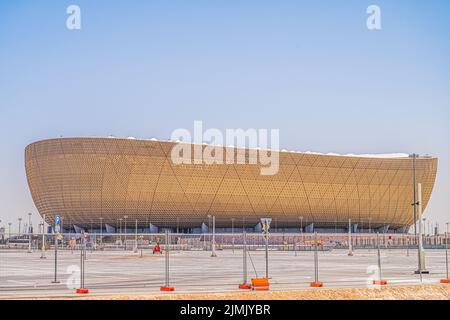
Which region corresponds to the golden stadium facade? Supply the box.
[25,137,437,233]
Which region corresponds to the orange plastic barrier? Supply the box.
[76,288,89,294]
[310,282,323,287]
[251,278,270,291]
[373,280,388,285]
[160,286,175,291]
[440,279,450,284]
[238,283,252,289]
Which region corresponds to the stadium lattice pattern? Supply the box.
[25,137,437,231]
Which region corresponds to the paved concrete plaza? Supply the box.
[0,248,448,299]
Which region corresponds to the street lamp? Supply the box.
[414,183,428,275]
[8,222,11,239]
[411,153,418,235]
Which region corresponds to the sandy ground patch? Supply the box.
[66,285,450,300]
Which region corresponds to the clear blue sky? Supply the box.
[0,1,449,231]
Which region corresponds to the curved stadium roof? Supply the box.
[25,137,437,231]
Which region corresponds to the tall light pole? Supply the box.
[411,153,418,235]
[415,183,428,274]
[8,222,11,239]
[27,213,32,253]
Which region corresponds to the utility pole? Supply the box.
[412,153,418,235]
[415,183,428,274]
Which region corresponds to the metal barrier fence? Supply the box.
[1,232,448,250]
